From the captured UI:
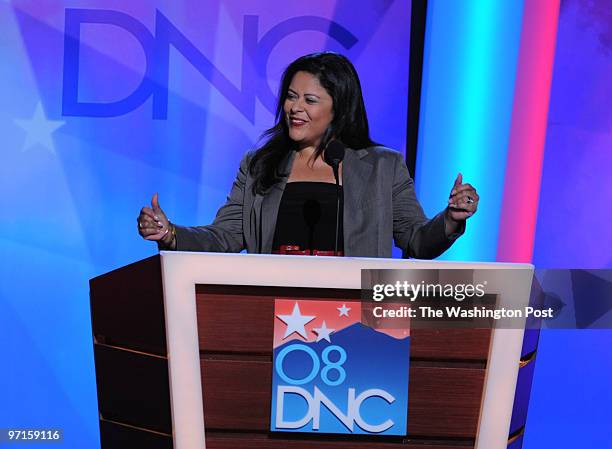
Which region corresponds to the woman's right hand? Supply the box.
[137,193,176,249]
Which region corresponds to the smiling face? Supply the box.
[283,71,334,149]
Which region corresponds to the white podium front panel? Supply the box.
[159,252,533,449]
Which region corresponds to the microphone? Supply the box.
[323,140,345,256]
[324,139,345,184]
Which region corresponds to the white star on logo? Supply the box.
[15,102,65,154]
[277,302,315,340]
[337,304,351,317]
[313,321,335,343]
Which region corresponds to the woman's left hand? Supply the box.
[446,173,479,225]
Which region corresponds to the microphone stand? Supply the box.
[332,162,341,256]
[324,140,345,257]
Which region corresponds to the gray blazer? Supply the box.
[175,146,463,258]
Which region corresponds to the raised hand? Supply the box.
[137,193,175,248]
[445,173,479,231]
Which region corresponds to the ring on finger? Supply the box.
[467,196,474,204]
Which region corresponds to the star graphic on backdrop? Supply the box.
[337,304,351,317]
[277,302,315,340]
[313,321,335,343]
[14,102,65,154]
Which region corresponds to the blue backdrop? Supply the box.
[1,1,412,447]
[2,0,611,448]
[416,1,612,448]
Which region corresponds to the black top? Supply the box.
[272,182,344,252]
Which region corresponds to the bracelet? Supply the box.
[158,222,177,250]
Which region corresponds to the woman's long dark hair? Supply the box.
[248,52,377,194]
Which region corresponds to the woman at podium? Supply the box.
[136,52,479,258]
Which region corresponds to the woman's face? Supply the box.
[283,71,334,149]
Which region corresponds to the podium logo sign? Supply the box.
[271,299,410,435]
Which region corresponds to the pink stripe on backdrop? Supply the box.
[496,0,560,263]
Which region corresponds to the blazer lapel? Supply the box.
[343,148,373,253]
[259,150,296,253]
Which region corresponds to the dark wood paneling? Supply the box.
[409,329,490,361]
[406,366,484,436]
[197,294,274,354]
[196,291,491,361]
[196,284,362,299]
[95,344,172,434]
[205,432,473,449]
[90,255,167,355]
[201,359,484,438]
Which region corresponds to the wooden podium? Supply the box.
[89,252,534,449]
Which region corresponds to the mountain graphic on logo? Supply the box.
[275,322,410,367]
